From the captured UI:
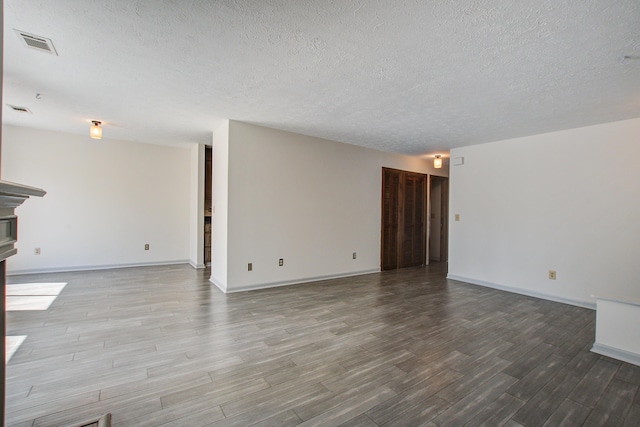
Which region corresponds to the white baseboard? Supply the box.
[210,269,380,294]
[209,276,227,293]
[446,274,595,310]
[591,343,640,367]
[7,260,191,276]
[189,260,206,269]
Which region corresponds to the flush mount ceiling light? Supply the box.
[434,155,442,169]
[90,121,102,139]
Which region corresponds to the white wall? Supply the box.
[2,125,192,274]
[592,296,640,366]
[212,121,447,292]
[210,121,230,289]
[448,118,640,308]
[189,144,205,268]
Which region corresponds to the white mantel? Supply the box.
[0,180,46,261]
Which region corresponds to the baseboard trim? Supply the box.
[591,343,640,367]
[7,260,191,276]
[209,276,227,293]
[189,260,206,269]
[210,269,380,294]
[446,274,595,310]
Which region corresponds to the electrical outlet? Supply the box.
[548,270,557,280]
[248,263,252,271]
[353,252,357,259]
[144,244,150,251]
[279,258,283,267]
[455,214,460,221]
[34,247,41,255]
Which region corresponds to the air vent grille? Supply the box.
[14,30,58,56]
[7,105,32,114]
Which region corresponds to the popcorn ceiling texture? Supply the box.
[3,0,640,155]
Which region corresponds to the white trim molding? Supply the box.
[7,260,191,276]
[209,276,227,293]
[189,260,206,269]
[591,343,640,367]
[446,274,596,310]
[210,269,380,294]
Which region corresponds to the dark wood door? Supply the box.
[381,168,427,270]
[382,168,401,270]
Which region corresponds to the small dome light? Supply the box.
[90,121,102,139]
[434,155,442,169]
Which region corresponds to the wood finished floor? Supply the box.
[6,264,640,426]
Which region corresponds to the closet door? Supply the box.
[381,168,427,270]
[381,168,401,270]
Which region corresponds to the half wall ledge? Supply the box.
[591,294,640,367]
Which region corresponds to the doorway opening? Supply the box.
[429,176,449,263]
[204,146,212,265]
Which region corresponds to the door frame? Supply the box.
[381,167,428,270]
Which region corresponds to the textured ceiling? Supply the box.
[3,0,640,156]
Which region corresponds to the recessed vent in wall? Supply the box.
[7,105,32,114]
[14,30,58,56]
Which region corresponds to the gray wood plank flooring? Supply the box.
[6,263,640,426]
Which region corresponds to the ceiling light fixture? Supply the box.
[90,121,102,139]
[434,155,442,169]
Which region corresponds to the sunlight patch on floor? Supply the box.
[5,282,67,363]
[6,282,67,296]
[7,295,58,310]
[6,282,67,311]
[6,336,27,363]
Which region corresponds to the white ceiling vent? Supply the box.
[14,30,58,56]
[7,105,32,114]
